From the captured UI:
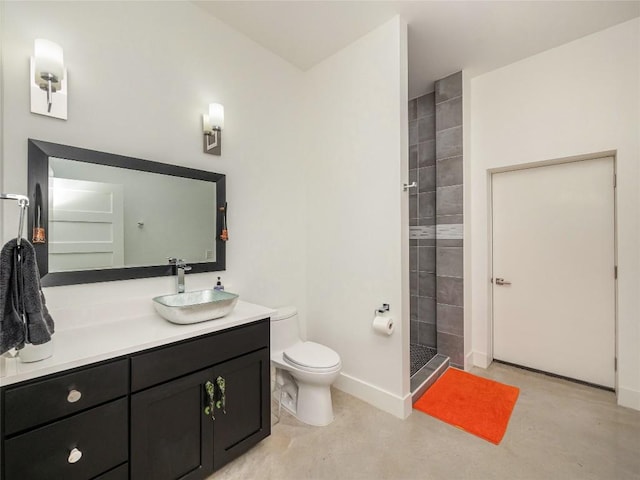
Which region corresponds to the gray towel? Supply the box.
[0,238,54,354]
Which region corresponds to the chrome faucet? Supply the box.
[168,258,192,293]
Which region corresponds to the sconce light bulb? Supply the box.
[34,39,64,83]
[34,39,65,113]
[208,103,224,130]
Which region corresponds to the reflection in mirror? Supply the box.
[28,139,226,287]
[49,158,217,272]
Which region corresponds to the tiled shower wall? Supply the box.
[409,72,464,369]
[435,72,464,368]
[408,92,436,350]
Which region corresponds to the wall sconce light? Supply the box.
[30,39,67,120]
[203,103,224,156]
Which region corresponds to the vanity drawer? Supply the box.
[131,319,269,392]
[94,463,128,480]
[4,359,128,435]
[4,398,128,480]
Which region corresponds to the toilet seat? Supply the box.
[283,342,340,371]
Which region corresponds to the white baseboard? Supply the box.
[471,351,492,369]
[464,351,474,371]
[333,372,411,419]
[618,386,640,411]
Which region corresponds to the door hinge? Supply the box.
[613,174,617,188]
[614,266,618,279]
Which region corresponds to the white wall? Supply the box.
[1,2,307,314]
[304,16,411,418]
[469,18,640,409]
[2,3,411,418]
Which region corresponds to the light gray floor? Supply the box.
[209,362,640,480]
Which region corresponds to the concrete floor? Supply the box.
[209,362,640,480]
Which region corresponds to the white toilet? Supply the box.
[270,307,341,426]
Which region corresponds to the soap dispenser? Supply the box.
[214,276,224,291]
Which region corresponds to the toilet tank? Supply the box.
[270,306,300,352]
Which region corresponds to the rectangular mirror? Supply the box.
[28,139,226,287]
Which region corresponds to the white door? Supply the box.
[492,157,615,388]
[49,177,124,272]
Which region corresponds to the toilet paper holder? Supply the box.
[375,303,390,315]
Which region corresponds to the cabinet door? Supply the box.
[131,369,214,480]
[212,348,270,470]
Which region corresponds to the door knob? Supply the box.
[495,278,511,286]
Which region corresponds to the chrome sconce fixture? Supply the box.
[203,103,224,155]
[30,39,67,120]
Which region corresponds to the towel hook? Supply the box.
[0,193,30,246]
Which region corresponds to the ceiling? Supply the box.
[195,1,640,98]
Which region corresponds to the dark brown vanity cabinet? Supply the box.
[0,319,271,480]
[130,348,270,479]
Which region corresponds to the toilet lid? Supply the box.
[283,342,340,370]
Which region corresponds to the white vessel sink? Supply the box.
[153,289,239,324]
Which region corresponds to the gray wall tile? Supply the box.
[435,96,462,132]
[410,295,418,321]
[418,217,435,227]
[436,247,463,278]
[436,331,464,366]
[436,214,463,225]
[409,168,418,196]
[418,238,436,247]
[409,98,417,121]
[418,297,436,323]
[409,195,417,220]
[418,271,436,298]
[410,246,417,271]
[436,239,463,247]
[418,166,435,193]
[436,156,463,187]
[437,304,464,336]
[435,126,462,160]
[417,92,435,118]
[409,120,418,146]
[435,71,462,104]
[418,140,436,167]
[418,246,435,273]
[419,322,437,348]
[410,271,418,296]
[418,192,436,219]
[410,320,419,344]
[418,115,435,143]
[409,144,418,169]
[436,276,464,307]
[436,185,463,216]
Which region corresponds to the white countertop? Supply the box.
[0,300,275,387]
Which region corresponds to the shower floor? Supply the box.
[410,343,437,377]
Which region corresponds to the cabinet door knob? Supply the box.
[67,389,82,403]
[68,448,82,464]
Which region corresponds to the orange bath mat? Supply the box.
[414,368,519,444]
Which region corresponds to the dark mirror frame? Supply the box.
[28,139,226,287]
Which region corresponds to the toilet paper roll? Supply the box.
[372,315,394,336]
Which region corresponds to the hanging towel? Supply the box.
[0,238,54,355]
